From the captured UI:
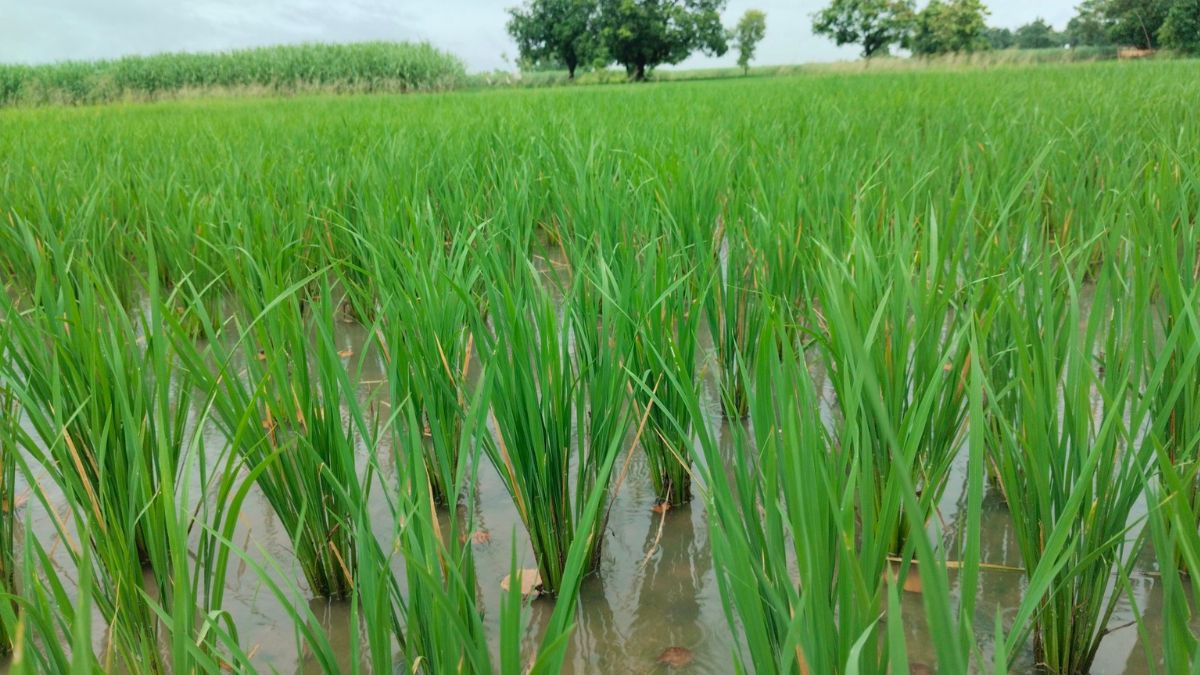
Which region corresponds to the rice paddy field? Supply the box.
[1,59,1199,674]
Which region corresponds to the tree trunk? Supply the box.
[567,60,577,80]
[634,62,646,81]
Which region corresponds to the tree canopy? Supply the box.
[732,10,768,73]
[506,0,731,80]
[597,0,729,80]
[907,0,990,55]
[1103,0,1172,48]
[1014,18,1065,48]
[1160,0,1200,51]
[985,26,1015,48]
[1064,0,1111,46]
[507,0,599,79]
[812,0,915,58]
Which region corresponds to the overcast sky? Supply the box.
[1,0,1082,73]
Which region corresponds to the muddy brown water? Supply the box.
[2,280,1193,674]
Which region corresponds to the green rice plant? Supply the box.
[1148,215,1200,496]
[612,239,702,506]
[0,207,142,310]
[190,385,593,674]
[1140,211,1200,673]
[1146,478,1200,673]
[143,374,273,673]
[811,215,970,554]
[3,56,1200,672]
[387,398,491,672]
[2,311,255,674]
[743,210,815,358]
[633,310,1009,673]
[980,250,1156,675]
[569,249,634,536]
[708,323,897,673]
[0,385,15,656]
[200,396,477,674]
[2,520,102,674]
[0,237,197,670]
[175,270,376,599]
[1146,410,1200,673]
[1143,296,1200,671]
[370,222,482,505]
[0,247,258,669]
[472,245,631,596]
[703,220,769,419]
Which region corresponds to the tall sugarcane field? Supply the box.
[1,58,1199,674]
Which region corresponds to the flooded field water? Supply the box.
[4,271,1189,675]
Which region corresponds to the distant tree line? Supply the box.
[1002,0,1200,52]
[506,0,768,80]
[506,0,1197,81]
[810,0,1200,57]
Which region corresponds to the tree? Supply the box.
[507,0,598,79]
[1064,0,1111,46]
[985,26,1015,48]
[812,0,915,58]
[1160,0,1200,52]
[598,0,729,80]
[1015,18,1065,48]
[1104,0,1171,48]
[907,0,990,55]
[732,10,768,74]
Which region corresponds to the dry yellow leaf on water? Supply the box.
[500,569,541,598]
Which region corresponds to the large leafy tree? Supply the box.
[812,0,915,58]
[507,0,599,79]
[1103,0,1172,48]
[1015,18,1066,48]
[733,9,768,74]
[985,26,1015,48]
[907,0,990,55]
[598,0,729,80]
[1160,0,1200,52]
[1065,0,1112,46]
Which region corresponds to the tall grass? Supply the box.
[1,41,466,107]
